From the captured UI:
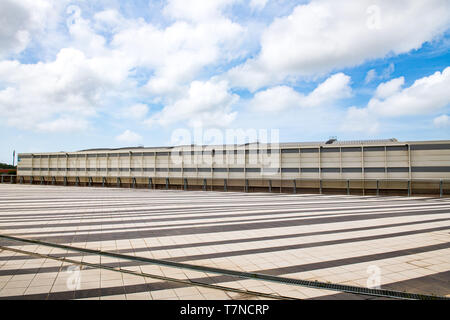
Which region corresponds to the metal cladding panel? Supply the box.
[321,153,340,159]
[342,162,363,167]
[387,172,409,179]
[320,162,340,169]
[412,166,450,172]
[300,154,319,160]
[183,172,197,178]
[387,154,409,161]
[18,159,32,166]
[412,150,450,158]
[387,161,409,167]
[321,159,340,166]
[321,168,340,173]
[364,160,386,166]
[281,153,300,160]
[364,147,385,152]
[321,172,341,179]
[300,162,319,168]
[341,153,361,159]
[364,156,386,163]
[386,146,408,151]
[98,160,108,167]
[410,143,450,150]
[413,172,450,179]
[143,160,156,167]
[229,172,246,179]
[131,159,143,166]
[342,172,364,179]
[365,173,387,179]
[16,140,450,182]
[212,172,228,178]
[300,172,320,178]
[281,159,300,167]
[411,160,450,166]
[246,173,263,179]
[168,172,182,178]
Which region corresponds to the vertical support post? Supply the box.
[40,176,44,185]
[63,177,66,186]
[376,180,379,197]
[203,178,207,191]
[347,179,350,196]
[30,176,34,185]
[245,179,249,193]
[407,180,411,197]
[1,175,3,183]
[52,177,56,185]
[223,179,227,192]
[132,177,136,189]
[440,179,443,198]
[293,180,297,194]
[75,177,79,186]
[102,177,106,187]
[88,177,91,187]
[20,176,24,184]
[165,178,169,190]
[117,177,120,188]
[184,178,188,191]
[10,176,14,184]
[319,179,323,195]
[148,177,153,189]
[268,180,272,193]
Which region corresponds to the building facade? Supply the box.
[16,139,450,196]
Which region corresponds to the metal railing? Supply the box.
[3,175,449,198]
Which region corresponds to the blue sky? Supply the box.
[0,0,449,164]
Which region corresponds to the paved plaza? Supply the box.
[0,184,449,300]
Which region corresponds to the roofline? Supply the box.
[16,139,450,156]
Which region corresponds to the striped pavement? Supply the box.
[0,184,449,300]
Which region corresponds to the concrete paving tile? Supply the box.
[150,289,178,299]
[0,185,449,301]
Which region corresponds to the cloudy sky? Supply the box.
[1,0,450,163]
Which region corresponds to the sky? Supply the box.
[0,0,449,164]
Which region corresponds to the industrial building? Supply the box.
[16,139,450,196]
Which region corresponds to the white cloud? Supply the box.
[1,0,449,139]
[433,114,450,128]
[368,67,450,116]
[0,2,247,132]
[146,80,238,127]
[374,77,405,99]
[35,117,89,132]
[116,130,142,144]
[249,73,352,112]
[120,104,149,120]
[66,5,108,57]
[340,107,379,134]
[341,67,450,133]
[250,86,303,112]
[305,73,353,106]
[111,11,244,98]
[250,0,268,11]
[163,0,237,22]
[0,47,130,131]
[93,9,131,33]
[0,0,59,58]
[228,0,450,91]
[365,63,395,83]
[365,69,377,84]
